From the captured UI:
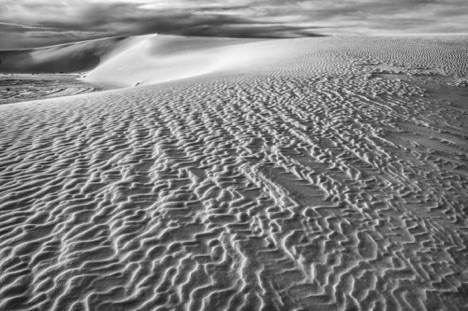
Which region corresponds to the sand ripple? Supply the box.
[1,35,468,310]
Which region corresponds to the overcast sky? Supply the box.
[1,0,468,49]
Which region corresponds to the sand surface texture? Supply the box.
[1,35,468,311]
[0,74,104,105]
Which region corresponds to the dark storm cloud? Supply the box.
[1,0,467,49]
[31,1,321,38]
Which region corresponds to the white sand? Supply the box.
[1,34,468,311]
[83,35,289,87]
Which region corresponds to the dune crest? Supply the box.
[83,35,285,87]
[1,34,296,87]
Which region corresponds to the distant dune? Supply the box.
[0,36,130,74]
[1,34,468,311]
[84,35,275,87]
[0,34,284,87]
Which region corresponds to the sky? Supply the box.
[1,0,468,49]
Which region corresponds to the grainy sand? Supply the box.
[1,34,468,311]
[0,74,104,105]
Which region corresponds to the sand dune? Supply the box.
[0,36,131,74]
[1,34,277,87]
[83,35,285,87]
[1,34,468,311]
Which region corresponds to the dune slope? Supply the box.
[0,36,131,73]
[83,35,279,87]
[1,35,468,311]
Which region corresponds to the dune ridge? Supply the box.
[1,34,468,310]
[83,35,287,87]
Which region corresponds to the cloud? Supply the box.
[1,0,467,49]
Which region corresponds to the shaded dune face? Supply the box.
[0,36,128,73]
[0,35,468,311]
[0,35,267,83]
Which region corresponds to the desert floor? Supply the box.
[0,74,105,105]
[1,34,468,311]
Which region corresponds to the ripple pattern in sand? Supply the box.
[1,36,468,311]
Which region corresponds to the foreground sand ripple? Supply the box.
[1,35,468,311]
